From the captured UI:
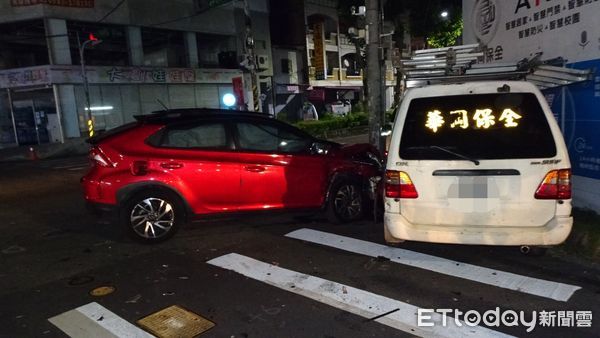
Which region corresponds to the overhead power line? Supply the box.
[98,0,126,23]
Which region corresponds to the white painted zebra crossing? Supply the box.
[49,228,584,337]
[208,253,516,338]
[285,228,581,302]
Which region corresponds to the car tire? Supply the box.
[326,179,364,224]
[120,190,184,244]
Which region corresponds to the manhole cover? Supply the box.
[89,286,115,297]
[137,305,215,338]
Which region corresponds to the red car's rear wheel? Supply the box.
[121,190,184,243]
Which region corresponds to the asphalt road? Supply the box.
[0,157,599,338]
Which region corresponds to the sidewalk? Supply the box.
[0,138,88,162]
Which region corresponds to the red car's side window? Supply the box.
[236,122,312,154]
[149,122,231,151]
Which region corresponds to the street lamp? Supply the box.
[440,10,449,19]
[77,32,102,138]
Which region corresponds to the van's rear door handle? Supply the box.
[161,162,183,169]
[245,165,265,173]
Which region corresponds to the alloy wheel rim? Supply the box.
[334,185,361,219]
[130,198,175,239]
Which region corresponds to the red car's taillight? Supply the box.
[385,170,418,199]
[89,147,112,167]
[535,169,571,200]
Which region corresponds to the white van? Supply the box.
[384,81,572,247]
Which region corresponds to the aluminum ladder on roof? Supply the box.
[399,44,593,90]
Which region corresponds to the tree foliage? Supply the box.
[427,17,463,48]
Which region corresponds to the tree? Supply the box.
[427,17,463,48]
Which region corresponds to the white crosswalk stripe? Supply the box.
[285,228,581,302]
[48,302,155,338]
[208,253,516,338]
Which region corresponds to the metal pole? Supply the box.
[7,88,19,146]
[78,33,93,125]
[52,84,66,143]
[366,0,383,151]
[336,20,343,86]
[243,0,259,112]
[379,0,387,136]
[31,100,41,145]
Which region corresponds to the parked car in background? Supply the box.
[82,109,382,243]
[384,81,572,250]
[326,100,352,117]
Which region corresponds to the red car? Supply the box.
[82,109,382,243]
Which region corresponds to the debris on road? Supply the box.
[126,294,142,303]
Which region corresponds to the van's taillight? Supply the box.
[535,169,571,200]
[131,160,149,176]
[89,147,111,167]
[385,170,418,198]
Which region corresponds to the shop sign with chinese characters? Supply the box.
[425,108,522,132]
[10,0,94,7]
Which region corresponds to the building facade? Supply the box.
[0,0,273,148]
[270,0,396,120]
[463,0,600,212]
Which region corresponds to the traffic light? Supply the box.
[88,33,99,41]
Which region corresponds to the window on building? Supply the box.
[141,28,186,67]
[0,20,49,70]
[197,33,236,68]
[281,59,290,74]
[67,21,129,66]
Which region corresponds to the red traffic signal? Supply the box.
[88,33,99,41]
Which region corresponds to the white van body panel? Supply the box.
[384,81,572,246]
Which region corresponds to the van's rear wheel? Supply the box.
[327,179,364,224]
[121,190,184,243]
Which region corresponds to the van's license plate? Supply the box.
[456,177,488,199]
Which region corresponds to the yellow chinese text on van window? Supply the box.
[450,110,469,129]
[425,110,445,133]
[499,108,522,127]
[473,109,496,129]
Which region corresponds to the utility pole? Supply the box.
[365,0,384,151]
[77,32,102,138]
[243,0,260,112]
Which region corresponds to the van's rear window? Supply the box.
[399,93,557,160]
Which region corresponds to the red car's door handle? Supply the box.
[160,162,183,169]
[245,165,266,173]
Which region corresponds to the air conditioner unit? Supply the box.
[256,54,270,69]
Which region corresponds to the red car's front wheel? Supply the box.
[327,179,364,224]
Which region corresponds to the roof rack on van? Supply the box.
[400,44,593,90]
[133,108,271,123]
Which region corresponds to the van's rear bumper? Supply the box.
[384,213,573,246]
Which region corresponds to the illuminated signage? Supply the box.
[10,0,94,7]
[425,108,522,132]
[312,22,327,80]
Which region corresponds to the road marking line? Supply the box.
[48,302,155,338]
[285,229,580,302]
[208,253,514,338]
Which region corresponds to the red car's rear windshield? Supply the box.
[399,92,557,160]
